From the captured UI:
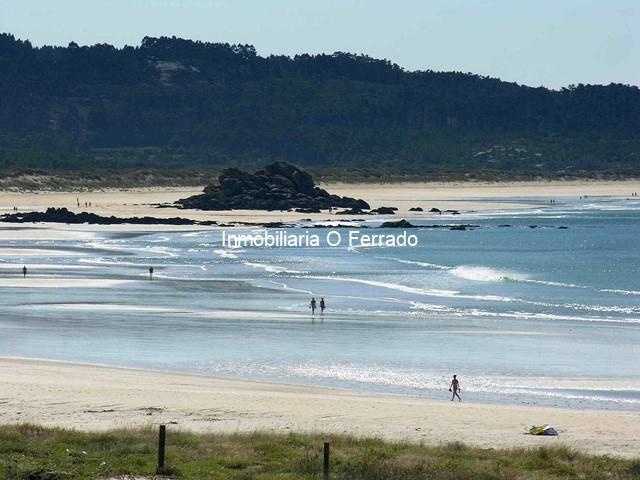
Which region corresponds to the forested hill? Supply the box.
[1,33,639,177]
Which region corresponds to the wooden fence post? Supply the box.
[157,425,166,473]
[323,441,330,479]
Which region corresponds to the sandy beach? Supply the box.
[0,358,638,458]
[1,180,640,223]
[1,181,639,459]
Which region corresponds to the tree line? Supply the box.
[0,33,639,175]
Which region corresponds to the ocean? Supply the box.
[1,195,639,410]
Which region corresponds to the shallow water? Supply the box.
[1,196,639,410]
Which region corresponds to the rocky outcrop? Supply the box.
[370,206,398,214]
[380,219,416,228]
[409,207,423,211]
[177,162,369,211]
[0,207,199,225]
[335,208,369,215]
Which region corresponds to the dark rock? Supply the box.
[295,207,321,213]
[380,219,416,228]
[445,209,460,215]
[529,225,538,229]
[449,225,467,231]
[498,224,512,227]
[335,208,369,215]
[313,223,366,228]
[409,207,423,212]
[257,222,290,228]
[558,226,568,229]
[0,207,198,225]
[429,208,442,213]
[177,162,369,211]
[370,206,398,214]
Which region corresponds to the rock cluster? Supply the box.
[177,162,369,211]
[0,207,199,225]
[380,219,416,228]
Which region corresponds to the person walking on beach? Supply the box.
[310,297,317,315]
[449,374,461,402]
[22,265,27,278]
[149,266,154,280]
[320,298,326,315]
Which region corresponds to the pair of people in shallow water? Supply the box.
[309,297,326,315]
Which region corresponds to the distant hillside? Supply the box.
[1,33,639,177]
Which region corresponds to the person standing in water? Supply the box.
[22,265,27,278]
[310,297,317,315]
[449,375,461,402]
[320,298,326,315]
[149,266,154,280]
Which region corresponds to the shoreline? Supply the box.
[1,357,639,458]
[2,179,640,224]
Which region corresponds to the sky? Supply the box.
[1,0,638,89]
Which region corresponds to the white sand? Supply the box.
[0,358,638,458]
[2,180,639,223]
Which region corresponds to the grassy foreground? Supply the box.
[0,425,638,480]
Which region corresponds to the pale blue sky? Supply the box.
[1,0,638,88]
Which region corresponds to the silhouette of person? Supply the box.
[310,297,317,315]
[320,298,326,314]
[149,266,154,280]
[449,374,461,402]
[22,265,27,278]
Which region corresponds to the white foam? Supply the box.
[220,361,640,405]
[600,289,640,296]
[0,278,133,288]
[146,236,170,243]
[378,256,450,270]
[78,257,146,267]
[302,275,515,302]
[0,263,91,270]
[522,279,587,288]
[449,265,523,282]
[214,249,238,259]
[84,241,178,257]
[0,248,86,257]
[381,256,588,288]
[408,301,640,324]
[243,261,306,274]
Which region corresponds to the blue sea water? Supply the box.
[1,196,639,410]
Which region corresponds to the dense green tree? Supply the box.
[0,33,638,174]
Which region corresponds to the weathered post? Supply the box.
[157,425,166,472]
[323,441,330,479]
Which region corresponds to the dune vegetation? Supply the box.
[1,424,639,479]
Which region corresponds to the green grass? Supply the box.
[0,424,638,479]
